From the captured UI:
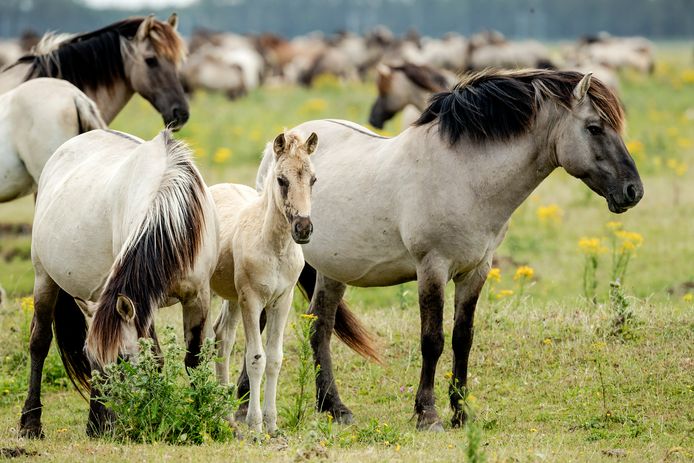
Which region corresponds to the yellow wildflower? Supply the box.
[497,289,514,299]
[213,147,232,164]
[682,69,694,84]
[666,158,688,176]
[300,98,328,113]
[606,221,622,231]
[683,293,693,303]
[487,267,501,283]
[666,127,680,137]
[249,128,263,142]
[445,371,453,380]
[615,230,644,250]
[20,297,34,314]
[578,237,608,255]
[395,444,401,452]
[677,138,693,149]
[514,265,534,281]
[625,140,644,156]
[536,204,563,225]
[543,338,553,345]
[300,313,318,320]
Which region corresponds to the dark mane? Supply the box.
[394,63,450,92]
[414,69,624,145]
[10,17,184,92]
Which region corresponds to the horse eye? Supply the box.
[145,57,158,67]
[310,177,317,186]
[277,177,288,188]
[587,125,603,136]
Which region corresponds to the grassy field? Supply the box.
[0,46,693,461]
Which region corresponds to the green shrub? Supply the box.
[92,327,238,444]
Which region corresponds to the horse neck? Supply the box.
[258,177,294,253]
[85,79,134,124]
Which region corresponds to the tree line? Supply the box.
[1,0,692,39]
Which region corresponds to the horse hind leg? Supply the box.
[213,299,241,386]
[19,267,60,438]
[311,273,353,424]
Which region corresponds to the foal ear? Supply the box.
[573,72,593,103]
[167,12,179,30]
[74,297,95,319]
[136,15,156,42]
[305,132,318,155]
[116,295,136,323]
[273,133,287,157]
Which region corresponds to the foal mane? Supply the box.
[414,69,624,145]
[10,17,185,92]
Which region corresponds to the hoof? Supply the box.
[326,406,353,425]
[451,409,468,428]
[416,408,444,432]
[19,423,44,439]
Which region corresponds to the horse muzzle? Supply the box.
[164,106,190,131]
[607,181,644,214]
[291,216,313,244]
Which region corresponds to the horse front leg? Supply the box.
[234,309,266,421]
[19,270,59,438]
[182,287,210,371]
[311,273,353,424]
[414,259,448,432]
[450,263,489,427]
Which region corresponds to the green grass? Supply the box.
[0,47,693,461]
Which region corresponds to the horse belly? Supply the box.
[0,151,34,201]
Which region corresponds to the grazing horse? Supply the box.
[212,131,317,433]
[21,129,219,438]
[0,14,189,129]
[0,78,105,203]
[251,70,643,430]
[368,62,453,129]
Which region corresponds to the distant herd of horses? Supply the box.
[0,15,644,438]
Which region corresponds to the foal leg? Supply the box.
[19,268,59,438]
[181,287,210,370]
[240,293,265,432]
[414,258,448,432]
[311,273,353,424]
[213,299,241,386]
[234,309,266,421]
[262,290,293,434]
[450,263,489,427]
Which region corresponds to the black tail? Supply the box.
[298,264,381,363]
[53,289,91,398]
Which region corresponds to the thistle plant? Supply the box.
[282,313,319,430]
[513,265,534,308]
[578,237,608,303]
[485,267,501,303]
[606,223,644,335]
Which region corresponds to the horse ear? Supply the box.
[116,295,136,323]
[573,72,593,103]
[136,15,156,42]
[167,12,178,31]
[376,63,392,78]
[273,133,287,157]
[74,297,94,319]
[305,132,318,155]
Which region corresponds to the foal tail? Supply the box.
[73,92,106,134]
[87,131,208,367]
[297,264,381,363]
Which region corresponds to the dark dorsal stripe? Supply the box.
[325,119,388,139]
[10,18,147,92]
[415,69,624,145]
[394,63,450,92]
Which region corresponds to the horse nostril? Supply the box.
[625,184,637,202]
[172,107,189,123]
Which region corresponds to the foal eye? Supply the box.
[145,57,158,67]
[277,177,288,188]
[587,125,603,136]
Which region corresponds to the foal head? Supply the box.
[122,14,189,130]
[555,73,643,213]
[271,131,318,243]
